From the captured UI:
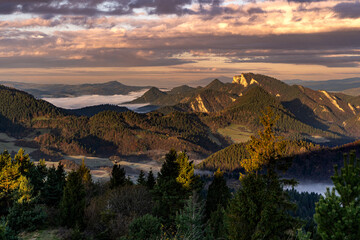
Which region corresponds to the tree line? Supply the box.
[1,108,359,239]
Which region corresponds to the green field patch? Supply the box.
[217,124,253,143]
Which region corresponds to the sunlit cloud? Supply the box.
[0,0,359,84]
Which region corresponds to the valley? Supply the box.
[1,73,360,185]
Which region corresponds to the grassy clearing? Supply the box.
[217,124,253,143]
[0,133,37,154]
[19,229,60,240]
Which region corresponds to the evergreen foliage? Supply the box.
[226,109,299,240]
[205,168,231,219]
[137,170,146,186]
[153,149,201,228]
[42,164,66,207]
[146,170,156,190]
[28,159,47,197]
[314,151,360,240]
[110,164,126,189]
[6,201,47,233]
[175,194,205,240]
[0,218,18,240]
[152,149,184,226]
[127,214,161,240]
[60,171,86,228]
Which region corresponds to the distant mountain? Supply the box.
[283,77,360,95]
[0,81,150,98]
[129,87,167,104]
[189,76,233,87]
[2,73,360,164]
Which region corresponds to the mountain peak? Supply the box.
[232,73,259,87]
[205,79,224,90]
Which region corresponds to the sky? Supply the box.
[0,0,359,86]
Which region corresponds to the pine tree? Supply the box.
[205,168,230,219]
[240,107,289,179]
[60,171,86,228]
[137,170,146,186]
[146,170,156,190]
[28,159,47,197]
[110,164,126,189]
[42,166,65,207]
[13,149,33,175]
[152,149,183,226]
[226,108,299,240]
[153,149,201,228]
[314,151,360,239]
[176,152,200,190]
[175,194,206,240]
[127,214,161,240]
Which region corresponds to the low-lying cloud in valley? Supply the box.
[43,89,148,109]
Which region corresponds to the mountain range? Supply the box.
[0,81,149,98]
[1,73,360,181]
[284,77,360,96]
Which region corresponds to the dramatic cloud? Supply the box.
[334,2,360,19]
[0,0,359,83]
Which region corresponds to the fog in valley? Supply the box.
[43,89,149,110]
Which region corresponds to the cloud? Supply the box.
[334,2,360,19]
[43,89,149,109]
[0,0,230,16]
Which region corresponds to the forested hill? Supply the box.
[0,85,65,125]
[198,139,360,181]
[0,80,149,98]
[0,83,228,158]
[1,72,359,161]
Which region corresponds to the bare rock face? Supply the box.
[233,73,259,87]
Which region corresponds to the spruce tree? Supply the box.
[175,194,205,240]
[137,170,146,186]
[205,168,230,219]
[60,171,86,228]
[152,149,183,226]
[28,159,47,197]
[110,164,126,189]
[146,170,156,190]
[226,108,299,240]
[153,149,200,228]
[42,166,65,207]
[314,151,360,239]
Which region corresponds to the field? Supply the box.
[0,133,37,155]
[217,124,253,143]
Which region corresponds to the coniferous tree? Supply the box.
[146,170,156,190]
[205,168,230,219]
[226,108,299,240]
[42,166,65,207]
[175,194,206,240]
[28,159,47,197]
[127,214,161,240]
[314,151,360,240]
[153,149,200,229]
[60,171,86,228]
[152,149,183,226]
[110,164,126,189]
[13,149,33,176]
[137,170,146,186]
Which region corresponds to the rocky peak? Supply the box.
[233,73,259,87]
